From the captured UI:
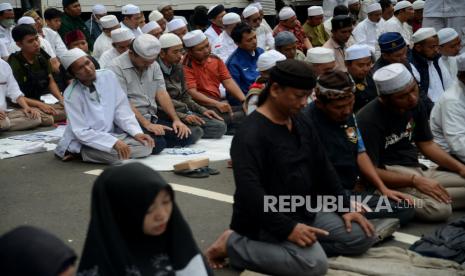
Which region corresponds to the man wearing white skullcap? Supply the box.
[244,49,286,114]
[85,4,107,44]
[438,28,461,86]
[98,28,134,68]
[166,18,188,39]
[212,12,241,62]
[92,15,120,60]
[431,53,465,164]
[157,33,226,139]
[422,0,465,51]
[305,47,336,76]
[411,27,448,103]
[348,0,361,24]
[345,44,377,111]
[141,21,162,38]
[157,3,187,26]
[357,62,465,222]
[0,3,14,57]
[273,7,312,53]
[411,1,424,33]
[382,1,414,47]
[148,10,167,32]
[353,3,383,58]
[121,4,143,38]
[243,5,274,51]
[204,4,226,46]
[182,30,246,133]
[56,48,153,164]
[109,34,195,153]
[0,58,41,131]
[303,6,330,47]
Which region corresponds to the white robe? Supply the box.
[55,69,142,158]
[204,25,220,47]
[256,23,274,50]
[382,16,413,48]
[352,18,382,58]
[42,27,67,57]
[439,56,458,90]
[430,80,465,163]
[99,47,121,68]
[212,31,237,62]
[93,33,113,60]
[427,60,446,103]
[120,22,142,37]
[0,59,23,111]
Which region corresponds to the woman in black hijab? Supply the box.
[77,163,211,276]
[0,225,77,276]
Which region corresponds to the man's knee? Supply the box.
[0,118,11,130]
[338,224,376,255]
[294,244,328,276]
[203,119,227,139]
[415,199,452,222]
[131,144,153,159]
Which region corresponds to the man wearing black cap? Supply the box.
[323,15,353,72]
[204,4,225,46]
[305,70,415,226]
[206,59,375,275]
[59,0,93,51]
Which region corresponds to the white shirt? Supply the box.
[382,16,412,47]
[93,32,113,60]
[42,27,67,57]
[212,31,237,62]
[0,24,13,48]
[352,18,382,57]
[439,56,458,90]
[323,0,348,20]
[0,59,23,111]
[121,22,142,37]
[427,60,445,102]
[424,0,465,18]
[256,23,274,50]
[8,36,57,58]
[99,47,121,68]
[204,25,220,47]
[55,69,142,158]
[430,80,465,162]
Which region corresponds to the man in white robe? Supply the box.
[243,6,274,51]
[55,48,153,164]
[99,28,134,68]
[92,15,120,60]
[382,1,414,47]
[212,13,241,62]
[353,3,383,58]
[120,4,143,38]
[204,4,225,46]
[438,28,461,90]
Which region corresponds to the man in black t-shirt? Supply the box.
[357,63,465,222]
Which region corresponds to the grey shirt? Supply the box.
[109,51,166,118]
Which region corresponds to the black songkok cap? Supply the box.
[208,4,225,19]
[270,59,316,90]
[331,15,352,31]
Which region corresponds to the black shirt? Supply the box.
[353,74,378,113]
[356,99,433,168]
[230,111,349,241]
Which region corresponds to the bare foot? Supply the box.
[205,229,233,269]
[227,160,233,168]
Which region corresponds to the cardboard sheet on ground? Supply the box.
[0,138,56,159]
[8,126,66,142]
[126,135,233,171]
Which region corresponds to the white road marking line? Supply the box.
[84,169,421,244]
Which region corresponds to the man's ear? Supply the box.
[269,82,281,99]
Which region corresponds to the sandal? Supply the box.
[174,168,210,178]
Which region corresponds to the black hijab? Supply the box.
[77,163,210,276]
[0,226,77,276]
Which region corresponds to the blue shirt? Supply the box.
[226,47,264,95]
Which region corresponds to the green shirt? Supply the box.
[8,52,52,100]
[59,13,94,51]
[302,22,329,47]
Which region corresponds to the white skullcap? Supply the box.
[345,44,372,60]
[279,7,296,21]
[394,1,412,12]
[348,0,359,5]
[250,2,263,10]
[367,3,382,13]
[306,47,335,64]
[100,15,119,29]
[308,6,323,17]
[111,28,134,43]
[159,33,182,48]
[149,10,164,22]
[438,28,459,45]
[183,30,207,47]
[17,16,35,25]
[412,0,424,10]
[157,3,171,12]
[257,50,286,72]
[457,53,465,72]
[242,6,259,18]
[373,63,414,95]
[141,21,161,34]
[0,3,13,11]
[122,4,140,15]
[222,13,241,25]
[60,48,87,70]
[412,27,437,44]
[92,4,107,15]
[133,34,161,60]
[166,18,186,32]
